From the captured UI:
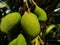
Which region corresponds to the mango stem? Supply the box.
[31,0,37,6]
[38,35,45,45]
[23,0,30,13]
[31,35,45,45]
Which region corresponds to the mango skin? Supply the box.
[21,12,40,37]
[17,34,27,45]
[1,12,21,33]
[34,6,47,21]
[8,38,17,45]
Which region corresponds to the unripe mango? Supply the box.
[34,6,47,21]
[1,12,21,33]
[17,34,27,45]
[21,12,40,37]
[9,38,17,45]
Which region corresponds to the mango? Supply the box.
[17,34,27,45]
[1,12,21,33]
[8,38,17,45]
[21,12,40,37]
[34,6,47,21]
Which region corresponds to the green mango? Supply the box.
[34,6,47,21]
[21,12,40,37]
[17,34,27,45]
[1,12,21,33]
[8,38,17,45]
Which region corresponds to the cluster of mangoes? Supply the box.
[0,0,57,45]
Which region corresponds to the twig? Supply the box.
[31,35,45,45]
[23,0,30,12]
[38,35,45,45]
[31,0,37,6]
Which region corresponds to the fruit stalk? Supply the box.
[31,0,37,6]
[23,0,30,13]
[38,35,45,45]
[31,35,44,45]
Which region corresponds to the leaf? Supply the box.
[46,24,56,34]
